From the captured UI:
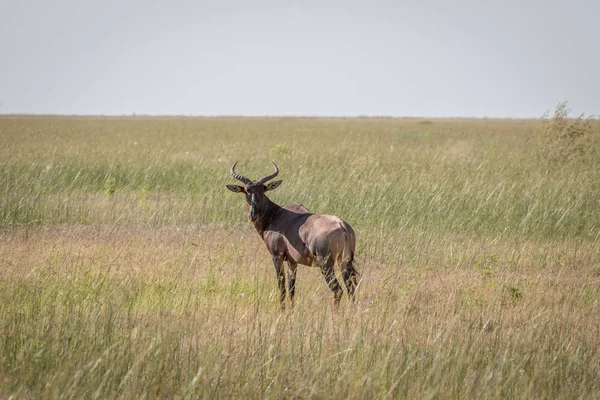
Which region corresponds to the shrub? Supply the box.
[538,102,599,165]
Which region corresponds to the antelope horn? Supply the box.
[255,162,279,185]
[230,161,252,184]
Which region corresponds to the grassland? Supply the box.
[1,115,599,398]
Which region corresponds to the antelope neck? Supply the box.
[252,195,280,235]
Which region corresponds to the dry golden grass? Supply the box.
[2,223,599,398]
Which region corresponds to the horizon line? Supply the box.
[0,113,549,120]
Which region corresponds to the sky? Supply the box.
[0,0,599,118]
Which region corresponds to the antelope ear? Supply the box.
[226,184,244,193]
[265,180,282,191]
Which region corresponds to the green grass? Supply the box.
[1,117,598,238]
[1,116,599,398]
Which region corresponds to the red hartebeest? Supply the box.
[226,161,358,309]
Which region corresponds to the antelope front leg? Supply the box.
[287,261,298,308]
[272,254,286,310]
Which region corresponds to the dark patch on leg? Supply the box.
[272,255,286,310]
[287,261,297,308]
[319,256,342,308]
[342,252,359,302]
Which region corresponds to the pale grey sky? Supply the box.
[1,0,598,117]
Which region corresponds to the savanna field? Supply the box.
[1,115,599,398]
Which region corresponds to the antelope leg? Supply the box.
[272,254,286,310]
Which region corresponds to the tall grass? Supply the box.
[1,116,599,398]
[2,117,599,238]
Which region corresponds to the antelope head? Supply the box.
[226,161,282,221]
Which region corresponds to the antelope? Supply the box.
[226,161,358,309]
